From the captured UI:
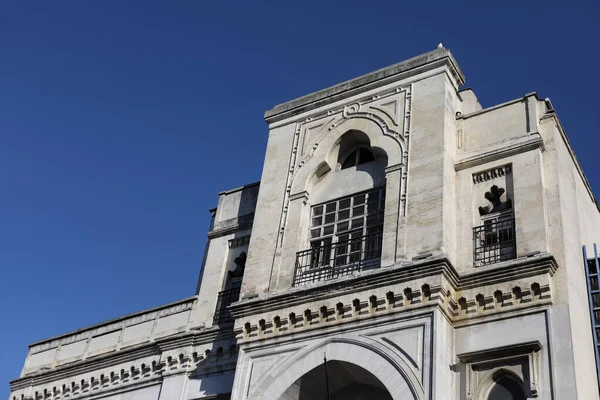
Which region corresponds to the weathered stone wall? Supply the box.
[192,183,258,328]
[548,108,600,399]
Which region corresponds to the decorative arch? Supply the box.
[252,337,422,400]
[275,85,411,249]
[476,368,526,400]
[290,117,403,196]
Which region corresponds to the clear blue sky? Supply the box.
[1,0,599,394]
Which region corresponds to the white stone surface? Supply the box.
[122,321,154,345]
[9,47,600,400]
[96,384,161,400]
[87,330,120,355]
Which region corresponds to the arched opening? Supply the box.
[308,129,387,206]
[487,375,526,400]
[278,360,392,400]
[340,147,376,169]
[334,129,386,171]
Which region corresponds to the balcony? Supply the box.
[213,284,241,325]
[293,230,383,286]
[473,217,516,266]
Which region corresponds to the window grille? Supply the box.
[293,188,385,286]
[473,213,516,266]
[213,283,241,325]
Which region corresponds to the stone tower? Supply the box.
[9,47,600,400]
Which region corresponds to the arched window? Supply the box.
[487,375,525,400]
[341,147,375,169]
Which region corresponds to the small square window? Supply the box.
[353,194,366,204]
[338,209,350,221]
[351,218,363,229]
[339,199,351,210]
[337,221,349,232]
[324,213,335,224]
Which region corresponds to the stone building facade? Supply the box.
[8,47,600,399]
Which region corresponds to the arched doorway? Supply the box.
[278,360,392,400]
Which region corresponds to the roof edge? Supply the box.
[264,47,465,123]
[218,180,260,196]
[27,296,197,348]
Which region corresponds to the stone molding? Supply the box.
[288,191,309,203]
[228,235,250,249]
[229,254,556,343]
[458,341,542,398]
[472,165,512,184]
[384,163,403,174]
[264,47,464,123]
[230,253,556,317]
[29,297,197,355]
[455,135,544,171]
[208,213,254,239]
[10,329,238,399]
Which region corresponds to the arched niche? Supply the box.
[487,375,526,400]
[290,117,403,197]
[477,369,527,400]
[307,129,389,204]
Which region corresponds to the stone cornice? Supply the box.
[228,235,250,249]
[11,328,236,392]
[229,254,556,346]
[207,213,254,239]
[264,48,464,124]
[472,165,511,184]
[28,297,197,354]
[454,134,544,171]
[229,253,557,320]
[456,93,536,121]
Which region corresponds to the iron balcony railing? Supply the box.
[213,285,241,325]
[473,217,516,266]
[293,230,383,286]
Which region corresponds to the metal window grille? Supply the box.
[473,216,516,266]
[309,187,385,249]
[583,244,600,393]
[213,285,241,325]
[293,228,383,286]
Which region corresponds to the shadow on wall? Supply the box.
[187,348,237,399]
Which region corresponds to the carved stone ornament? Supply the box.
[472,165,511,184]
[229,252,247,279]
[229,235,250,249]
[458,341,541,398]
[479,185,512,216]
